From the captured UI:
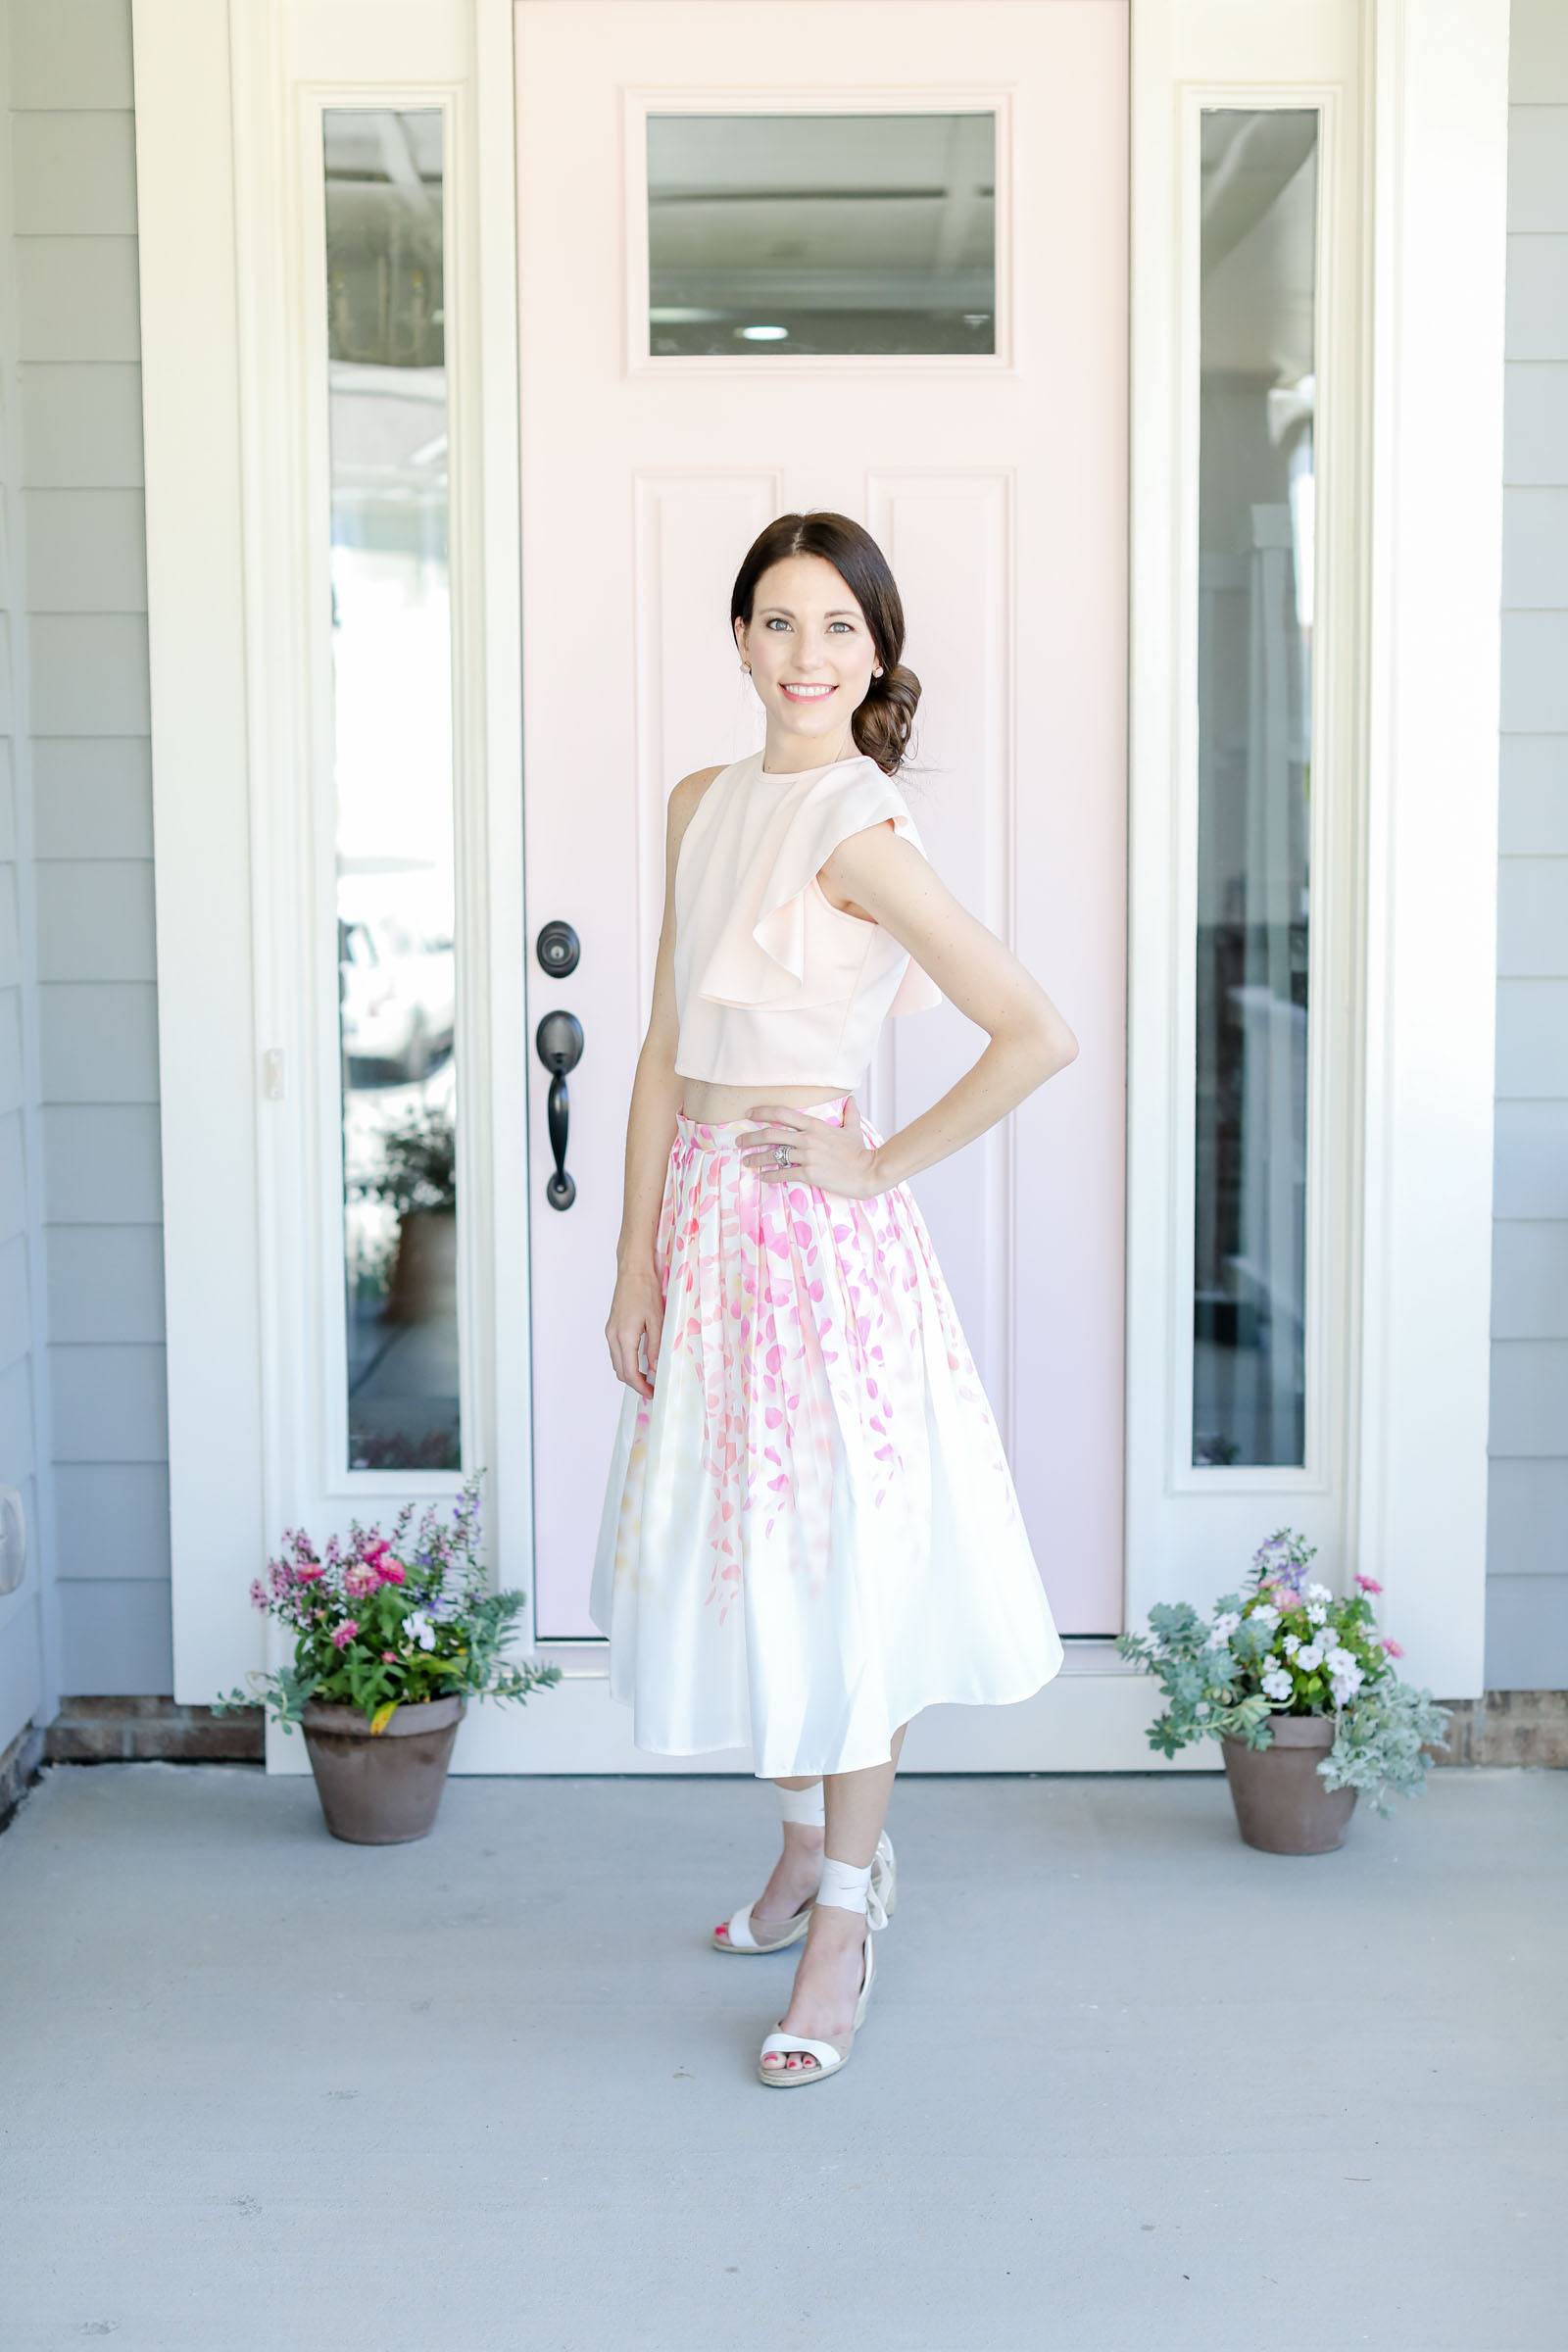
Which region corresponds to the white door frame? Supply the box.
[133,0,1507,1770]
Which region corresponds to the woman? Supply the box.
[593,513,1077,2087]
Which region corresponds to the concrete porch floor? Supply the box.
[0,1763,1563,2352]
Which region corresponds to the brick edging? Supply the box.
[44,1696,265,1765]
[9,1690,1566,1779]
[1432,1691,1568,1768]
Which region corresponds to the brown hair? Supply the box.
[730,512,920,776]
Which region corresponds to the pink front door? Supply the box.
[517,0,1127,1637]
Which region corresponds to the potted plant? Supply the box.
[1117,1531,1449,1853]
[350,1113,457,1325]
[218,1477,559,1843]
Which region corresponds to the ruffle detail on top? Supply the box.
[690,756,943,1015]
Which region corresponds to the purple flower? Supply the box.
[249,1578,268,1609]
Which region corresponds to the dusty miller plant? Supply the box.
[1117,1530,1448,1815]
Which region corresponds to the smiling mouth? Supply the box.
[780,682,836,701]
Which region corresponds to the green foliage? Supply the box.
[349,1113,457,1217]
[1317,1679,1450,1816]
[213,1475,560,1731]
[1116,1527,1448,1809]
[1117,1596,1274,1758]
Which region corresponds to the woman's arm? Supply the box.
[604,766,721,1396]
[739,819,1078,1197]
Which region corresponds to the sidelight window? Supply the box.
[323,107,461,1472]
[1191,109,1319,1469]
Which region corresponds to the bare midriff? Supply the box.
[679,1077,848,1125]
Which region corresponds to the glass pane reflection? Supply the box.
[324,108,460,1471]
[647,113,996,356]
[1193,109,1318,1469]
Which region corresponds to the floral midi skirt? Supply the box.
[590,1100,1063,1777]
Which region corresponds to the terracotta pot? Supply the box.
[301,1693,465,1844]
[1221,1714,1357,1854]
[384,1207,457,1326]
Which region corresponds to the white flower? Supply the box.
[1330,1665,1364,1706]
[1261,1667,1294,1702]
[1283,1633,1301,1656]
[404,1609,438,1652]
[1306,1603,1328,1627]
[1324,1645,1357,1676]
[1209,1611,1241,1642]
[1251,1602,1280,1630]
[1296,1642,1325,1672]
[1306,1582,1333,1603]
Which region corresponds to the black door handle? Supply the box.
[535,1009,584,1210]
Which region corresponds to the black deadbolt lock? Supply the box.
[536,920,581,978]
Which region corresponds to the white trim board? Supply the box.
[1352,0,1507,1697]
[133,0,269,1702]
[264,1651,1221,1776]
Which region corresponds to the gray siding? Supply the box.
[6,0,170,1700]
[1487,0,1568,1686]
[0,5,46,1751]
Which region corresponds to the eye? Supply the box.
[764,616,792,631]
[828,620,855,633]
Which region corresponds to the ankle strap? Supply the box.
[777,1780,825,1829]
[816,1856,872,1916]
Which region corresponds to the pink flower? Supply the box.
[1380,1637,1403,1657]
[331,1621,359,1649]
[1355,1574,1383,1593]
[249,1578,268,1609]
[295,1564,323,1584]
[376,1560,406,1586]
[343,1562,381,1598]
[381,1649,396,1663]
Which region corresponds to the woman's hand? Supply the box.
[606,1262,665,1399]
[737,1100,884,1199]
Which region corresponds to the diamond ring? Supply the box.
[772,1143,791,1169]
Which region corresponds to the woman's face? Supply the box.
[735,554,880,758]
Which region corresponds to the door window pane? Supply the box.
[1192,109,1318,1468]
[646,112,996,356]
[324,108,460,1471]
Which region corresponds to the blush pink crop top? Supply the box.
[672,751,942,1087]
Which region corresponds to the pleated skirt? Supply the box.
[589,1099,1063,1777]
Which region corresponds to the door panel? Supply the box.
[517,0,1127,1638]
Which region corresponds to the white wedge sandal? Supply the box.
[712,1829,895,1953]
[757,1856,879,2087]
